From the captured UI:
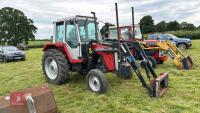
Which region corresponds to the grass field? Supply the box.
[28,40,51,46]
[0,40,200,113]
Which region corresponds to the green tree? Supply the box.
[197,25,200,29]
[139,15,155,34]
[100,23,114,38]
[186,23,196,30]
[180,22,188,30]
[155,21,167,32]
[0,7,37,46]
[180,22,196,30]
[166,21,180,31]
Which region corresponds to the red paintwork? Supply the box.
[101,53,115,71]
[43,42,84,63]
[92,43,115,71]
[153,51,159,60]
[43,42,116,71]
[10,92,26,106]
[160,55,168,61]
[92,43,111,50]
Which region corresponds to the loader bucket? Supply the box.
[151,73,169,97]
[0,84,57,113]
[182,56,193,70]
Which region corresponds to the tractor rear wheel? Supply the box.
[158,59,164,64]
[86,69,107,94]
[42,49,70,85]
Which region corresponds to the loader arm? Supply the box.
[121,42,168,97]
[156,41,193,69]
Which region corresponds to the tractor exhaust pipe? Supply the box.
[114,3,120,70]
[115,3,121,59]
[91,12,99,41]
[131,7,135,39]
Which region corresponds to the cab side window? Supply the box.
[55,22,64,42]
[121,28,130,40]
[160,35,172,40]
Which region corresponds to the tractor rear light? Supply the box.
[160,55,168,61]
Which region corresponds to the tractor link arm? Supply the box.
[121,43,150,86]
[124,41,158,78]
[121,43,155,96]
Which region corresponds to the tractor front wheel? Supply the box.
[42,49,70,85]
[3,56,8,63]
[86,69,107,94]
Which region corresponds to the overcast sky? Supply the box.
[1,0,200,39]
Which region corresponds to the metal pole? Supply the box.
[115,3,121,59]
[91,12,98,41]
[132,7,135,39]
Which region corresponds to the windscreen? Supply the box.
[135,26,142,39]
[78,20,101,42]
[169,34,178,39]
[3,46,18,52]
[109,28,130,40]
[109,26,142,40]
[109,28,118,39]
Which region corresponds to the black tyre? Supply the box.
[42,49,70,85]
[3,57,8,63]
[147,56,156,68]
[178,43,187,49]
[86,69,107,94]
[21,57,26,61]
[158,59,164,64]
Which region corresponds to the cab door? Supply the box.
[65,21,81,59]
[54,21,81,60]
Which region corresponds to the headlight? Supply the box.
[21,51,25,55]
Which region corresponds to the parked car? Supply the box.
[0,46,25,62]
[148,34,192,49]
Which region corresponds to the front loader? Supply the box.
[41,4,169,97]
[157,41,194,69]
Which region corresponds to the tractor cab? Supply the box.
[53,15,102,60]
[108,25,143,41]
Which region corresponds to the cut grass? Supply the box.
[28,40,51,46]
[0,40,200,113]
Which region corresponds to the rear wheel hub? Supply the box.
[45,57,58,80]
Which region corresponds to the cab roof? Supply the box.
[109,24,140,29]
[53,15,96,23]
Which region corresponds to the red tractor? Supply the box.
[41,11,168,97]
[108,25,167,66]
[107,6,167,66]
